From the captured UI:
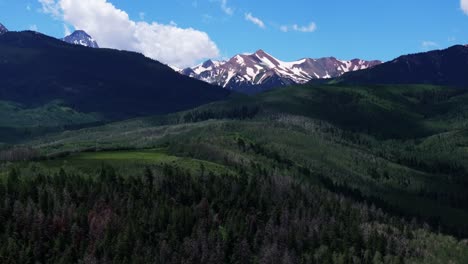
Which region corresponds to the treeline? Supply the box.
[182,106,260,123]
[0,164,452,264]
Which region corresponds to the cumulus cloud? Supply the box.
[134,22,219,67]
[245,13,265,29]
[462,0,468,14]
[39,0,219,68]
[280,22,317,33]
[63,23,71,36]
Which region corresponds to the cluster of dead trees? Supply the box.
[0,147,39,162]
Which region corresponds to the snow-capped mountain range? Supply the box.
[62,30,99,48]
[181,50,381,93]
[0,23,8,35]
[1,21,379,93]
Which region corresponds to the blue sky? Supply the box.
[1,0,468,66]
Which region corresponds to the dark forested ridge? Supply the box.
[0,31,229,121]
[335,45,468,87]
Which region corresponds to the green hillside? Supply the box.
[0,31,229,138]
[2,83,468,263]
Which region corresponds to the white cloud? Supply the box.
[281,22,317,33]
[245,13,265,29]
[134,22,219,67]
[421,41,439,50]
[38,0,61,18]
[29,24,38,31]
[26,4,32,11]
[293,23,317,32]
[462,0,468,15]
[63,23,71,36]
[38,0,219,68]
[220,0,233,15]
[139,12,145,21]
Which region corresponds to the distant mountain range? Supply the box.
[62,30,99,48]
[1,21,468,122]
[181,50,381,93]
[0,30,229,123]
[336,45,468,87]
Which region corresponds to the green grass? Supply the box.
[35,149,234,177]
[71,149,176,161]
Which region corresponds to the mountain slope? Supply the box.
[0,31,229,123]
[336,45,468,86]
[62,30,99,48]
[182,50,380,93]
[0,23,7,35]
[25,84,468,238]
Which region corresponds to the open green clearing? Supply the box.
[2,84,468,263]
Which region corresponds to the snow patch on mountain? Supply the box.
[0,23,8,35]
[181,50,381,92]
[62,30,99,48]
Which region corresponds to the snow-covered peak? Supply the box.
[189,59,225,75]
[0,23,8,35]
[254,49,271,58]
[232,55,246,65]
[181,50,381,93]
[62,30,99,48]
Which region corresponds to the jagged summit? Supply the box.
[202,59,215,68]
[62,30,99,48]
[181,50,381,93]
[254,49,268,55]
[0,23,8,35]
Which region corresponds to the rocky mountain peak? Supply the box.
[62,30,99,48]
[0,23,8,35]
[181,50,381,93]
